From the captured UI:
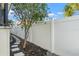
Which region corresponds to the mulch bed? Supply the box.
[18,40,48,56]
[10,34,58,56]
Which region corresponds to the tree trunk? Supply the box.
[23,27,29,48]
[23,20,31,48]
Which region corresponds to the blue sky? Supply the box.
[8,3,67,21]
[47,3,67,19]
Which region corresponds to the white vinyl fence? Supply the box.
[11,24,25,39]
[29,21,54,52]
[11,15,79,56]
[54,15,79,56]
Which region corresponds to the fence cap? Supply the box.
[33,20,52,24]
[54,15,79,23]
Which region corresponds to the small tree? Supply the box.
[11,3,47,48]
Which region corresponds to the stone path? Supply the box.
[10,35,25,56]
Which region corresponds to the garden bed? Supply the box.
[18,40,58,56]
[19,40,48,56]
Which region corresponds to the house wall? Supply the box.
[54,15,79,56]
[0,26,10,56]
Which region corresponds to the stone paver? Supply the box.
[14,52,24,56]
[14,42,20,45]
[11,45,18,48]
[12,48,20,52]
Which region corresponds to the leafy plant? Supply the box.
[11,3,48,48]
[64,3,79,16]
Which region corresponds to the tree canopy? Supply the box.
[12,3,47,29]
[64,3,79,16]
